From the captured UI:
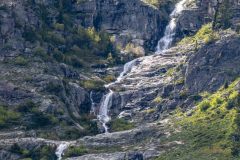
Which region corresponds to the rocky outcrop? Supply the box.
[107,45,190,123]
[176,0,240,40]
[185,34,240,93]
[74,0,172,51]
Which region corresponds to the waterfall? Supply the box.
[97,90,114,133]
[90,91,96,115]
[97,0,188,133]
[97,59,136,133]
[117,59,137,82]
[55,142,70,160]
[156,0,188,53]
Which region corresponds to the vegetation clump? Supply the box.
[64,146,88,158]
[0,106,20,128]
[157,78,240,159]
[109,118,135,132]
[179,23,220,48]
[10,144,57,160]
[80,79,105,91]
[14,56,28,66]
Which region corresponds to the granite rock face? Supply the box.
[185,35,240,93]
[73,0,171,51]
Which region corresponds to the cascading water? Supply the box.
[97,90,114,133]
[53,0,188,157]
[96,0,187,133]
[55,142,70,160]
[156,0,188,53]
[90,91,96,115]
[117,59,137,82]
[97,59,137,133]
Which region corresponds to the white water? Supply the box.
[117,59,137,82]
[97,59,137,133]
[90,91,96,115]
[96,0,187,133]
[53,0,188,158]
[97,90,114,133]
[156,0,188,53]
[55,142,70,160]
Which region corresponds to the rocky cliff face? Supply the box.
[74,0,170,52]
[0,0,172,143]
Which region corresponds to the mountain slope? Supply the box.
[0,0,240,160]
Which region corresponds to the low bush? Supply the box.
[14,56,28,66]
[80,80,105,91]
[64,146,88,158]
[153,97,163,103]
[45,82,63,94]
[0,106,20,128]
[199,100,211,112]
[109,118,135,132]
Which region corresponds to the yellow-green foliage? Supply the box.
[153,96,163,103]
[53,23,64,31]
[124,43,145,58]
[14,56,28,66]
[109,118,135,132]
[143,0,161,7]
[158,79,240,159]
[166,67,175,77]
[80,80,105,91]
[143,108,156,114]
[179,23,220,47]
[143,0,177,8]
[0,106,20,127]
[103,75,116,83]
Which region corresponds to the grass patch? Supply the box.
[179,23,220,48]
[157,78,240,159]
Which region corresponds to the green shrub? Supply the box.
[226,91,240,110]
[45,82,63,94]
[64,146,88,158]
[54,23,64,31]
[81,80,104,90]
[16,101,37,113]
[103,75,116,83]
[22,26,38,43]
[179,23,219,46]
[215,0,232,29]
[14,56,28,66]
[65,56,83,68]
[28,111,57,129]
[109,118,135,132]
[191,94,202,101]
[153,97,163,103]
[199,100,211,112]
[33,47,48,60]
[175,78,185,85]
[179,89,189,99]
[28,145,56,160]
[0,106,20,128]
[45,31,66,44]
